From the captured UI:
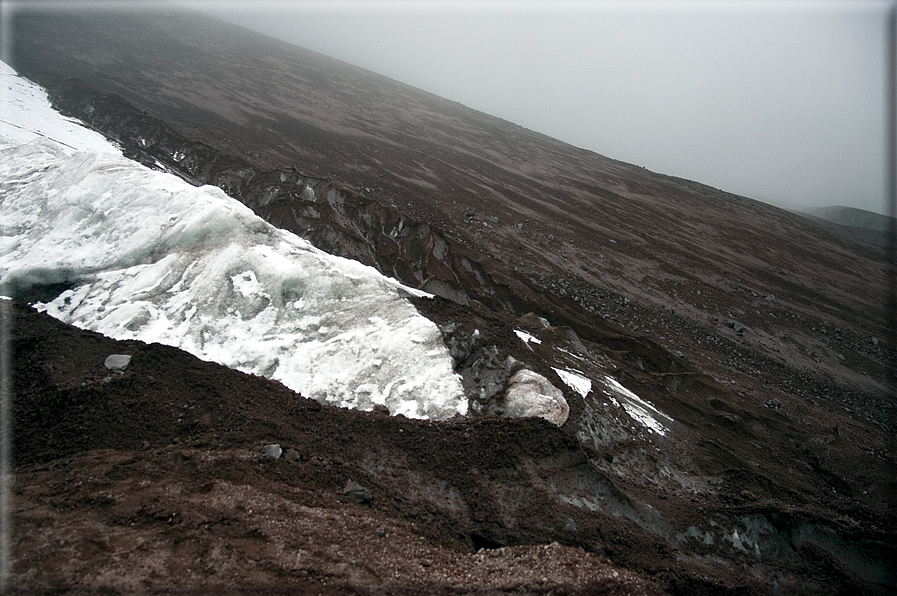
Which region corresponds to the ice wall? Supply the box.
[0,62,465,419]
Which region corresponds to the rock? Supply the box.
[343,480,372,505]
[765,294,776,302]
[421,278,470,306]
[464,347,522,416]
[726,321,745,334]
[765,399,782,412]
[371,404,390,417]
[503,369,569,426]
[104,354,131,373]
[262,444,282,459]
[518,312,551,329]
[283,448,301,462]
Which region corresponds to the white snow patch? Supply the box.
[514,329,541,344]
[0,62,466,420]
[0,61,120,154]
[601,376,670,435]
[552,367,592,398]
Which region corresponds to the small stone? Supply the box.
[726,321,745,334]
[263,444,282,459]
[104,354,132,373]
[284,448,301,461]
[343,480,372,505]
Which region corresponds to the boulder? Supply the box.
[104,354,132,373]
[343,480,372,505]
[726,321,745,334]
[262,444,282,459]
[503,369,569,426]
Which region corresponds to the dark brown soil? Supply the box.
[9,300,896,595]
[9,301,665,595]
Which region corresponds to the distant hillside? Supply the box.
[800,206,895,247]
[812,205,893,231]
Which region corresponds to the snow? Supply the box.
[514,330,541,344]
[600,376,670,435]
[0,61,466,420]
[552,367,592,398]
[0,61,120,154]
[551,366,668,435]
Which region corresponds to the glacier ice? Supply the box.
[504,369,569,426]
[0,61,466,420]
[552,367,592,398]
[601,376,669,435]
[0,61,119,154]
[514,329,542,345]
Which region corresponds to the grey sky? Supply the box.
[151,2,897,215]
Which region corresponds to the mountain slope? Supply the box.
[6,6,897,595]
[12,8,892,392]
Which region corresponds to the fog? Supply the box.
[167,0,892,216]
[28,0,896,216]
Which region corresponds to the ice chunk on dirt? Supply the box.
[504,369,569,426]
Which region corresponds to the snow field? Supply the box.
[0,61,465,419]
[0,61,120,154]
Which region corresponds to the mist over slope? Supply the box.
[800,206,896,248]
[6,6,897,596]
[812,206,894,232]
